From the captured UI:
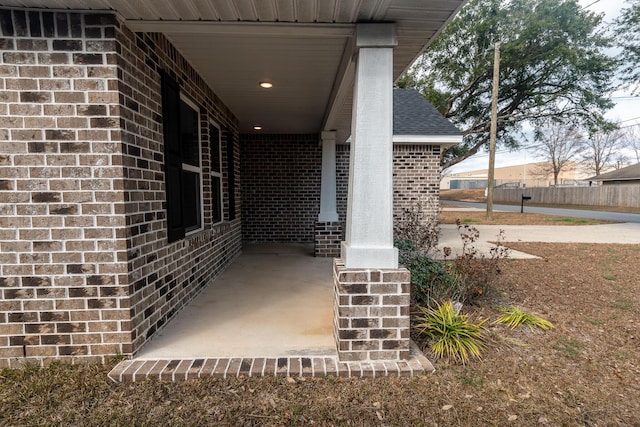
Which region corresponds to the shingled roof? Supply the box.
[587,163,640,182]
[393,88,462,136]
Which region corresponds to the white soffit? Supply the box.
[155,25,352,134]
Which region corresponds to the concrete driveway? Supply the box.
[438,222,640,259]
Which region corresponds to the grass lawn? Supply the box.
[2,243,639,426]
[439,209,615,225]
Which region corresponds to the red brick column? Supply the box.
[333,259,410,361]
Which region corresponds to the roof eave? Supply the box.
[392,134,462,147]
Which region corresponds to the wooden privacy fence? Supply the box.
[493,185,640,208]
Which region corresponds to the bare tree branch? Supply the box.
[533,122,584,186]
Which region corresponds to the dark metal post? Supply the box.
[521,195,531,213]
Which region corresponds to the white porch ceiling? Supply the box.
[0,0,466,140]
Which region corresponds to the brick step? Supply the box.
[108,342,434,383]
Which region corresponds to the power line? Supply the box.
[621,123,640,129]
[610,96,640,100]
[579,0,601,10]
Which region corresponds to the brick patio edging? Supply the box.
[107,342,434,383]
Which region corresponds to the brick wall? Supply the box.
[314,221,342,257]
[241,133,320,242]
[0,9,241,366]
[336,144,441,223]
[240,142,441,245]
[0,10,130,364]
[118,29,242,355]
[391,144,441,219]
[336,144,350,224]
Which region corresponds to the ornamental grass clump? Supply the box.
[493,306,553,331]
[415,300,487,364]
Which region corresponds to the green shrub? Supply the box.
[398,239,504,308]
[412,257,458,307]
[396,216,510,308]
[396,238,421,263]
[415,301,487,364]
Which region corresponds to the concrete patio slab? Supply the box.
[109,243,436,382]
[134,244,336,359]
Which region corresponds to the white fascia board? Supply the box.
[392,134,463,146]
[342,134,463,145]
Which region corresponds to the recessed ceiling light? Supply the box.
[259,82,273,89]
[253,125,263,130]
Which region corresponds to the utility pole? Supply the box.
[523,149,526,188]
[486,42,500,220]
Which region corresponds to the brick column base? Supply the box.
[333,259,411,361]
[314,221,343,257]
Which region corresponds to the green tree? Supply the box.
[617,0,640,93]
[397,0,617,169]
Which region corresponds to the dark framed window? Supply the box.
[224,129,236,221]
[161,71,204,242]
[210,122,223,224]
[180,96,203,234]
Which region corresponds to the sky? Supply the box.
[446,0,640,174]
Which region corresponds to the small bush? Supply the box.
[399,249,459,307]
[396,238,421,263]
[396,210,510,308]
[415,301,487,364]
[394,200,440,254]
[395,202,456,308]
[446,221,510,302]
